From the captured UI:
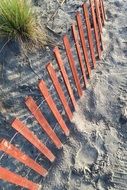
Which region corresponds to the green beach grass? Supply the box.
[0,0,48,51]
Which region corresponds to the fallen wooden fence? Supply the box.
[0,0,106,189]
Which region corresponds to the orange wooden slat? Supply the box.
[0,167,40,190]
[83,3,96,68]
[38,80,70,136]
[47,63,73,120]
[90,0,102,59]
[25,96,63,149]
[99,0,105,26]
[76,12,91,77]
[53,47,77,109]
[63,35,82,97]
[101,0,106,20]
[0,139,48,177]
[12,118,55,162]
[71,24,87,87]
[94,0,103,33]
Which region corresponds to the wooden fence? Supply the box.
[0,0,106,189]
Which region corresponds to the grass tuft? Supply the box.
[0,0,48,51]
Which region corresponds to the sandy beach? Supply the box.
[0,0,127,189]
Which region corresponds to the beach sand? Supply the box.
[0,0,127,189]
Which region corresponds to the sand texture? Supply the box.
[0,0,127,189]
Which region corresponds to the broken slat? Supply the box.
[0,139,48,177]
[90,0,102,59]
[94,0,103,33]
[76,12,91,77]
[54,47,77,109]
[0,167,40,190]
[83,3,96,68]
[71,24,87,87]
[63,35,82,97]
[12,118,55,162]
[25,96,63,149]
[38,80,70,136]
[47,63,73,120]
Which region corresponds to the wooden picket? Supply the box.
[99,0,105,26]
[0,0,106,188]
[54,47,77,109]
[71,24,87,87]
[12,118,55,162]
[89,0,102,59]
[0,167,40,190]
[47,63,73,120]
[63,35,83,97]
[0,139,48,177]
[25,96,63,149]
[94,0,103,33]
[76,12,91,77]
[83,3,96,68]
[38,80,70,136]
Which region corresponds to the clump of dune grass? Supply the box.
[0,0,49,52]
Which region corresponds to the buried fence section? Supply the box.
[0,167,40,190]
[0,139,48,177]
[0,0,106,189]
[25,96,63,149]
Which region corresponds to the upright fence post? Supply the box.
[25,96,63,149]
[76,12,91,77]
[63,35,83,97]
[82,3,96,68]
[46,63,73,120]
[89,0,102,59]
[0,139,48,177]
[12,118,55,162]
[54,47,77,109]
[38,80,70,136]
[71,24,87,87]
[94,0,103,33]
[0,167,41,190]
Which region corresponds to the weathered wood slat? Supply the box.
[12,119,55,162]
[47,63,73,120]
[0,139,48,177]
[63,35,83,97]
[0,167,40,190]
[38,80,70,136]
[25,96,63,149]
